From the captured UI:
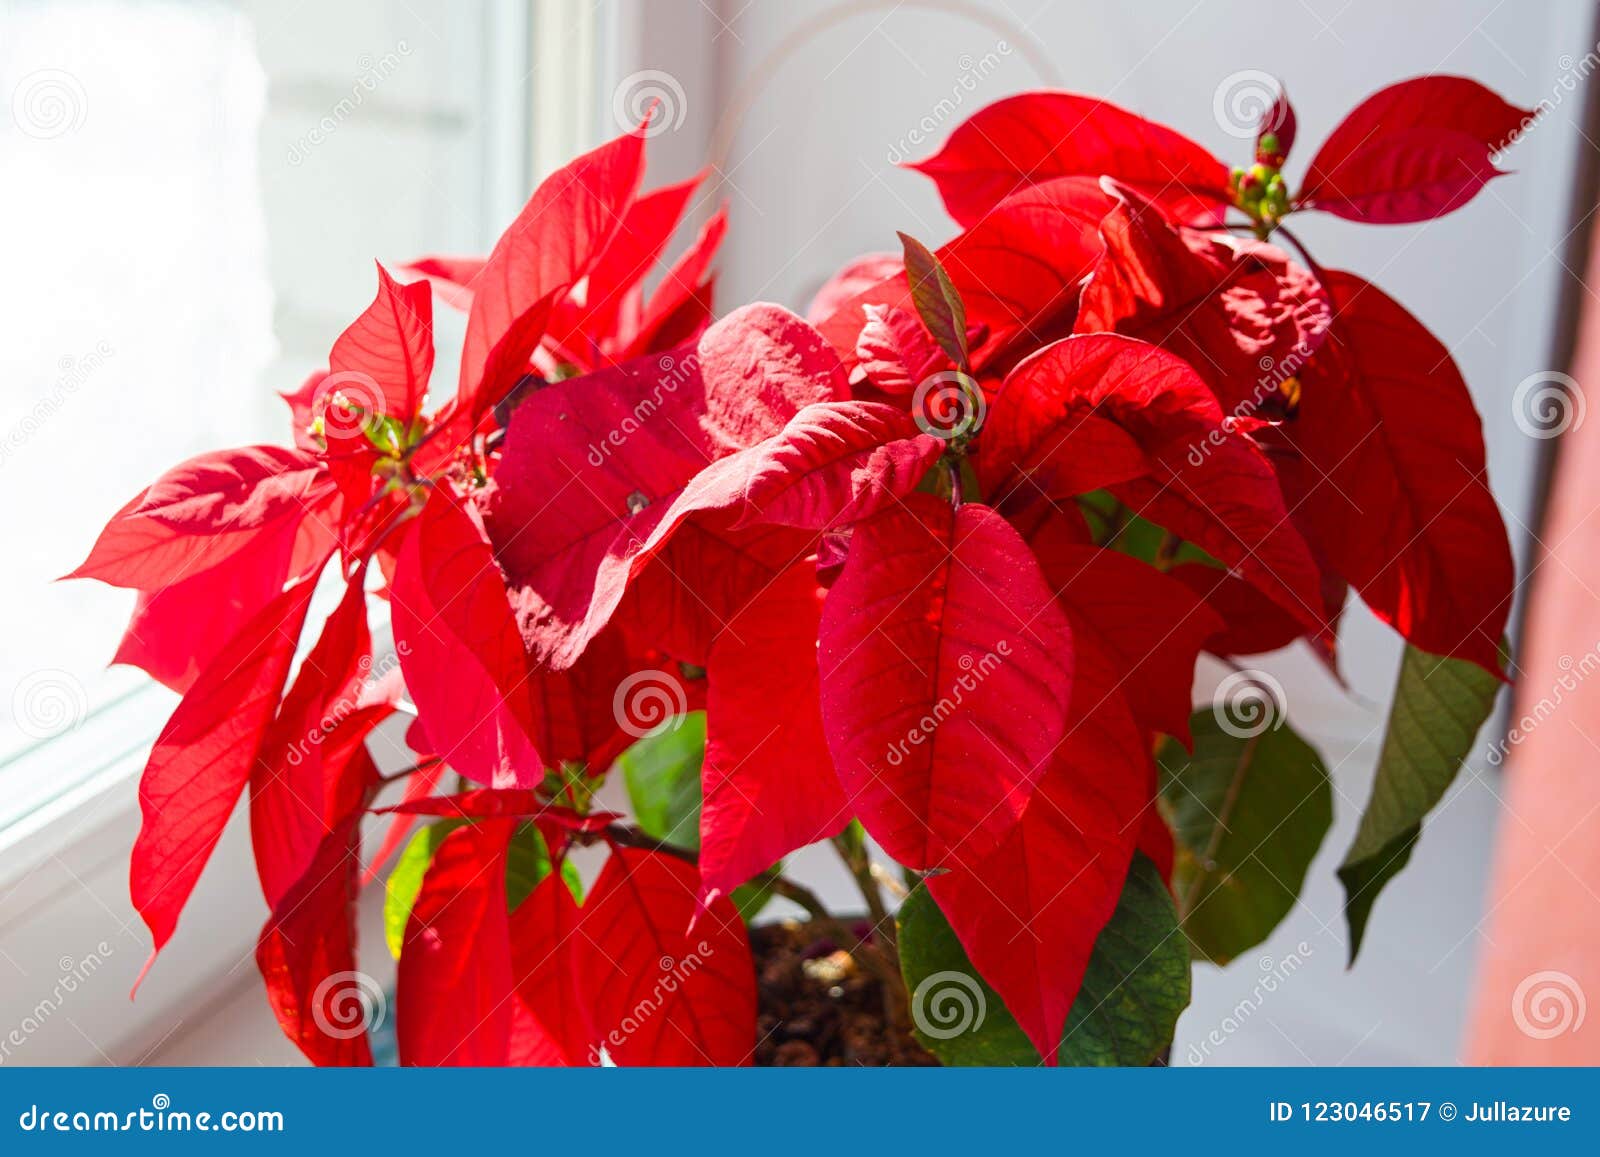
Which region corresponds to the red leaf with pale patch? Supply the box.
[391,486,544,787]
[484,305,845,668]
[818,495,1073,870]
[906,91,1230,227]
[854,304,949,397]
[329,263,435,424]
[460,123,647,418]
[576,848,756,1065]
[250,576,374,908]
[1300,76,1530,223]
[700,563,849,900]
[982,334,1326,633]
[397,819,518,1066]
[255,808,374,1067]
[1076,181,1330,414]
[1286,270,1512,675]
[508,872,588,1065]
[928,632,1147,1063]
[130,577,317,981]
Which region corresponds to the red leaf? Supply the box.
[817,495,1074,870]
[255,811,375,1067]
[1256,81,1297,162]
[623,205,729,358]
[250,576,375,908]
[130,576,317,981]
[982,334,1326,633]
[1169,562,1304,658]
[1300,76,1531,223]
[700,563,850,900]
[460,123,647,418]
[391,486,545,787]
[805,252,902,324]
[576,848,756,1065]
[363,758,449,883]
[854,305,949,397]
[928,632,1146,1062]
[329,263,436,425]
[508,873,588,1065]
[1025,518,1221,743]
[397,819,518,1066]
[906,91,1230,227]
[131,445,334,534]
[1287,270,1512,675]
[484,305,845,668]
[402,256,483,311]
[1076,181,1330,414]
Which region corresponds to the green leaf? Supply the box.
[616,711,706,850]
[1158,710,1332,963]
[384,821,456,959]
[897,854,1190,1065]
[729,863,784,922]
[1338,644,1503,962]
[384,819,576,959]
[898,231,969,371]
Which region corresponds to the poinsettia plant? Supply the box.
[71,73,1525,1066]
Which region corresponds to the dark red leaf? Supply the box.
[508,872,588,1065]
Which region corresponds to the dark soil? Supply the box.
[751,920,939,1066]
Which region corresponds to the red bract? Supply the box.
[75,70,1525,1067]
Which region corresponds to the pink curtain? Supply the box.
[1465,236,1600,1063]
